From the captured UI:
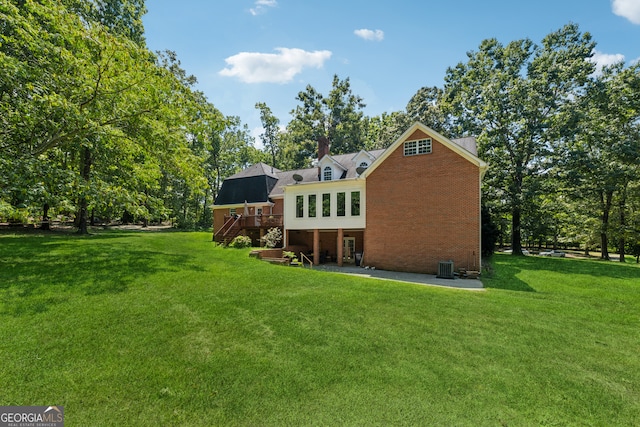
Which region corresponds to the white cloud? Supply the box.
[250,0,277,16]
[590,50,626,74]
[612,0,640,24]
[219,48,332,83]
[354,28,384,41]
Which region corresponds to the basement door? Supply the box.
[343,237,355,263]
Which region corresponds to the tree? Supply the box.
[363,112,408,150]
[563,62,640,259]
[63,0,147,45]
[287,75,366,165]
[405,86,452,135]
[255,102,281,168]
[0,0,226,232]
[444,24,595,255]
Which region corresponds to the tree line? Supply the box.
[2,1,639,260]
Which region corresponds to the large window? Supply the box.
[308,194,316,218]
[404,138,432,156]
[322,193,331,217]
[296,195,304,218]
[351,191,360,216]
[337,192,346,216]
[323,166,332,181]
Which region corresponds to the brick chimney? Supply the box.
[317,136,330,161]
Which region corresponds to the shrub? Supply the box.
[261,227,282,248]
[228,235,252,249]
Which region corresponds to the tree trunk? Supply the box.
[77,146,92,235]
[599,190,613,260]
[618,184,627,263]
[511,206,523,255]
[40,203,50,230]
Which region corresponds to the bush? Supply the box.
[261,227,282,248]
[229,235,252,249]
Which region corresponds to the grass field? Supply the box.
[0,230,638,426]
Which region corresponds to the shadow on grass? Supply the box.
[482,253,640,292]
[0,232,193,316]
[482,256,536,292]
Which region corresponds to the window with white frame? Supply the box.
[403,138,432,156]
[323,166,332,181]
[296,195,304,218]
[358,161,368,168]
[337,192,345,216]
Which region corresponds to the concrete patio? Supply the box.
[313,264,484,291]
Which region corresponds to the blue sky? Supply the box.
[143,0,640,143]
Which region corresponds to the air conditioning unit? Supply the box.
[437,260,454,279]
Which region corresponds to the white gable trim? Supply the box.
[360,122,488,179]
[318,154,347,171]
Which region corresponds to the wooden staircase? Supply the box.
[214,215,243,245]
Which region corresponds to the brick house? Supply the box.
[213,122,487,274]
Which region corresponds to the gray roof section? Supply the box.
[226,162,281,180]
[268,149,386,197]
[451,137,478,155]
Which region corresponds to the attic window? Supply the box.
[404,138,432,156]
[323,166,332,181]
[358,161,368,168]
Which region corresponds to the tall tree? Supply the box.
[288,75,366,165]
[363,112,409,150]
[444,24,595,255]
[0,0,226,232]
[405,86,451,135]
[563,62,640,260]
[255,102,281,168]
[63,0,147,45]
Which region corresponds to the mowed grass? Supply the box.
[0,231,638,426]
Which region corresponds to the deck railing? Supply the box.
[223,214,283,228]
[299,252,313,269]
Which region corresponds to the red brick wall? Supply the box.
[364,130,481,274]
[212,208,228,235]
[272,199,284,215]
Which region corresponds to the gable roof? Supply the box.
[214,122,486,206]
[361,122,487,179]
[268,149,386,198]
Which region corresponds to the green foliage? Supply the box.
[481,205,500,256]
[261,227,282,248]
[255,102,281,168]
[444,24,596,254]
[0,0,237,231]
[286,75,367,167]
[282,250,298,264]
[228,234,252,248]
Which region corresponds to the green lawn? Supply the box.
[1,231,638,426]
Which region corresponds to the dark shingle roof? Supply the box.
[214,174,279,205]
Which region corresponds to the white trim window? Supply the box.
[323,166,332,181]
[404,138,432,156]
